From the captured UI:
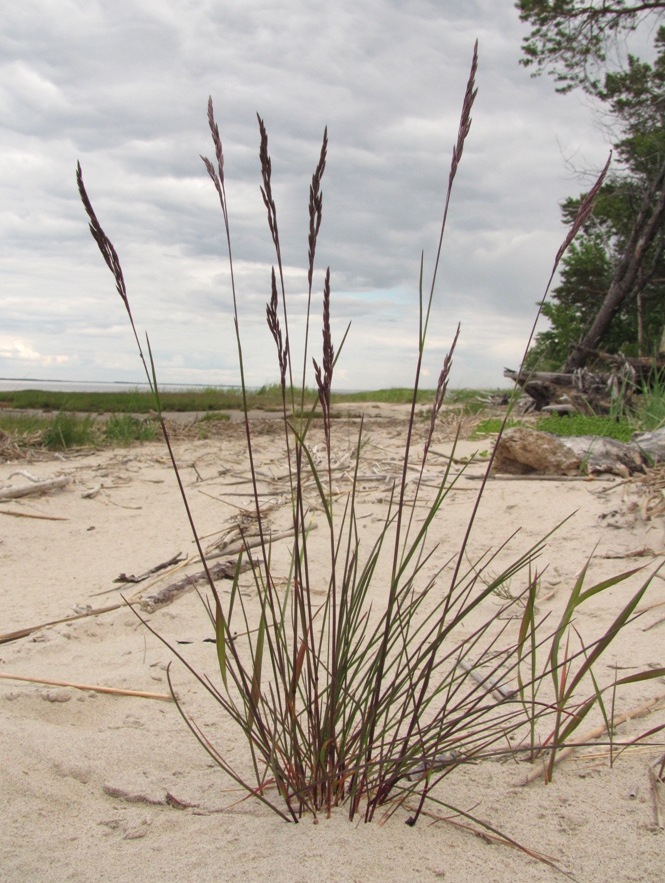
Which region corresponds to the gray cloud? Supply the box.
[0,0,612,390]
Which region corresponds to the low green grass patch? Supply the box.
[472,417,524,437]
[103,414,158,444]
[536,413,635,442]
[0,410,161,451]
[331,387,434,404]
[0,412,53,436]
[472,413,637,442]
[42,412,98,450]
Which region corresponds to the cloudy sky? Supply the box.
[1,0,612,391]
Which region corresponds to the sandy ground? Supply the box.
[1,406,664,882]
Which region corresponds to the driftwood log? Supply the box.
[493,427,665,477]
[0,474,69,501]
[504,367,624,414]
[505,353,665,414]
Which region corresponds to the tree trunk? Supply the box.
[564,156,665,371]
[637,288,645,356]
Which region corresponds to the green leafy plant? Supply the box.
[76,44,664,838]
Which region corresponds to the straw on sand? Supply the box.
[0,671,173,701]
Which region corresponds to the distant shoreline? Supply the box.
[0,378,241,394]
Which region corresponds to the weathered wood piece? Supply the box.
[0,474,69,500]
[139,557,252,612]
[114,552,186,584]
[632,428,665,465]
[505,354,665,414]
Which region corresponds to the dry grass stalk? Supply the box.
[649,765,665,828]
[522,692,665,785]
[0,509,68,521]
[0,671,172,701]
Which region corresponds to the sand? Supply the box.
[1,406,664,882]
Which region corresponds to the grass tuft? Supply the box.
[42,413,97,450]
[103,414,158,444]
[75,42,664,846]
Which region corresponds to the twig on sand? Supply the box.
[103,784,199,808]
[408,804,571,878]
[0,671,172,701]
[114,552,186,584]
[139,557,252,612]
[458,658,516,702]
[522,693,665,785]
[602,547,662,559]
[0,508,68,521]
[0,603,124,645]
[205,524,314,560]
[0,554,245,642]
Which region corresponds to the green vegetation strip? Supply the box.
[472,414,638,443]
[0,386,496,414]
[0,412,158,451]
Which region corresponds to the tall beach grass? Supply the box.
[77,42,664,837]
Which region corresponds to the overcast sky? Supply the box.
[1,0,612,391]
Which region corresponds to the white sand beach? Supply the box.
[1,406,664,882]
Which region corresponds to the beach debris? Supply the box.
[504,355,665,414]
[0,602,123,645]
[0,471,70,500]
[521,692,665,785]
[0,509,68,521]
[103,784,199,810]
[0,671,172,701]
[114,552,185,584]
[139,557,252,612]
[81,484,102,498]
